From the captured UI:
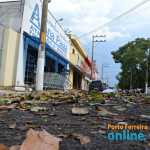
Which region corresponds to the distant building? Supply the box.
[92,60,99,80]
[68,35,99,90]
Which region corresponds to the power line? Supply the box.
[78,0,150,38]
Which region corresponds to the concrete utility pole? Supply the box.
[145,49,150,94]
[101,63,109,80]
[91,35,106,80]
[36,0,49,91]
[91,36,94,80]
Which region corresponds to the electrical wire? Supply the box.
[79,0,104,51]
[78,0,150,38]
[90,2,150,55]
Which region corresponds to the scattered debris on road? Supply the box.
[0,90,150,149]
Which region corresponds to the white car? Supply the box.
[136,88,141,93]
[148,87,150,93]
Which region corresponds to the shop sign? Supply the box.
[22,0,70,59]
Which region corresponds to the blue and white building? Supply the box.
[0,0,77,87]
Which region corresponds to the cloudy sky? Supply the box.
[48,0,150,86]
[1,0,150,86]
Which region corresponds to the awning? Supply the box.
[23,32,82,72]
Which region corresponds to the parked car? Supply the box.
[89,80,103,91]
[147,87,150,93]
[109,87,114,89]
[131,89,136,93]
[136,88,141,93]
[118,89,123,93]
[140,89,145,93]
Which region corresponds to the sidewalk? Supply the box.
[0,90,31,95]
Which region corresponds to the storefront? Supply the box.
[0,0,70,88]
[80,56,92,90]
[15,0,70,86]
[68,34,94,90]
[23,33,69,85]
[0,0,99,89]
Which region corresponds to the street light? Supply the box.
[64,28,71,34]
[58,18,63,22]
[101,63,109,80]
[55,18,63,26]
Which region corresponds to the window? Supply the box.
[72,49,75,54]
[58,63,64,74]
[46,56,55,72]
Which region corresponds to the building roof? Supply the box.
[68,34,87,58]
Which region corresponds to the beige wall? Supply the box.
[69,42,84,62]
[0,27,20,86]
[69,42,85,90]
[69,53,79,65]
[67,65,73,89]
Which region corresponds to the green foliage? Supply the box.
[0,100,5,104]
[91,94,105,100]
[111,38,150,89]
[89,90,99,95]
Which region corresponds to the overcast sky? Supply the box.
[1,0,150,86]
[49,0,150,87]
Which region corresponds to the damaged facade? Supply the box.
[0,0,99,90]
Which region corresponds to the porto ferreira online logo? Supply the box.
[107,124,148,141]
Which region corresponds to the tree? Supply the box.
[111,38,150,89]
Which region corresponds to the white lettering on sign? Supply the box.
[22,0,70,59]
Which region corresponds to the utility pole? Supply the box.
[36,0,49,91]
[101,63,109,80]
[91,35,106,80]
[145,49,150,94]
[91,36,94,80]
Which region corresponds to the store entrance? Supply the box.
[25,45,38,85]
[73,71,81,89]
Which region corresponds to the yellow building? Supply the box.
[0,27,20,87]
[68,34,91,90]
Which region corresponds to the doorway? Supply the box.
[25,45,38,85]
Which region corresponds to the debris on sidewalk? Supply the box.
[8,129,62,150]
[68,132,90,144]
[0,90,150,149]
[72,105,89,115]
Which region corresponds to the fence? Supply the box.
[44,72,69,90]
